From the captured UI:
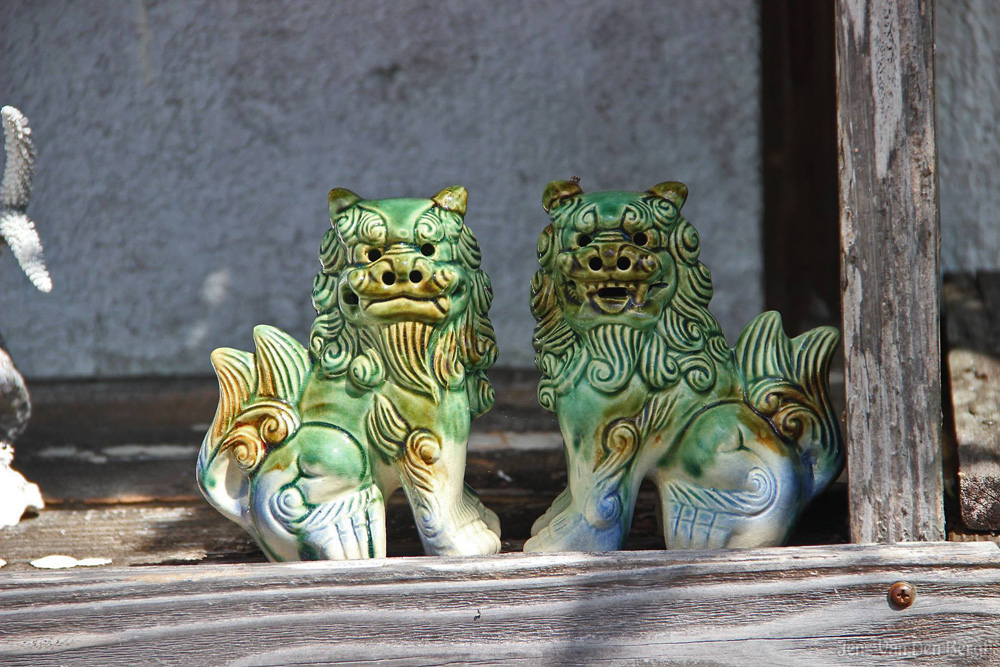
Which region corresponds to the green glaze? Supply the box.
[524,180,844,552]
[197,186,501,560]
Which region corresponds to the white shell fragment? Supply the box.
[0,442,44,528]
[29,555,112,569]
[0,558,6,568]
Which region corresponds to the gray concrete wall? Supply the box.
[937,1,1000,273]
[0,0,762,378]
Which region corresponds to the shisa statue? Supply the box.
[198,187,501,559]
[525,180,843,552]
[0,106,50,528]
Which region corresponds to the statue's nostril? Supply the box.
[617,257,631,270]
[589,257,603,271]
[382,272,396,285]
[409,270,422,283]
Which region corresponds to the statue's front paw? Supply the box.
[424,516,501,556]
[522,508,624,553]
[463,485,501,538]
[529,487,571,537]
[268,484,387,560]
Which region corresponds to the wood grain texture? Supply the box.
[17,370,559,451]
[944,273,1000,530]
[0,486,851,569]
[11,443,568,505]
[1,542,997,666]
[836,0,945,542]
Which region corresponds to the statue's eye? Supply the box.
[420,243,435,257]
[632,232,648,246]
[367,248,382,262]
[577,234,592,247]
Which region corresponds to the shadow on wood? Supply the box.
[0,542,997,666]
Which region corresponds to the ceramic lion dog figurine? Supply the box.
[197,186,501,560]
[525,180,843,552]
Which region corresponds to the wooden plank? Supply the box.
[0,504,263,567]
[0,482,849,570]
[0,493,561,566]
[943,272,1000,530]
[0,542,996,666]
[836,0,945,542]
[18,370,558,450]
[10,439,568,504]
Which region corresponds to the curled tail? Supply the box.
[196,325,310,526]
[734,312,844,500]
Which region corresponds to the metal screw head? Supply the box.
[888,581,915,609]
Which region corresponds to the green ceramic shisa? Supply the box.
[524,180,844,552]
[197,186,502,560]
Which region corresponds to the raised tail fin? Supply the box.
[197,326,310,525]
[734,312,844,500]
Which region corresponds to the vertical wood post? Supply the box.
[836,0,945,542]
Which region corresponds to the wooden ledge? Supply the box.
[2,542,998,666]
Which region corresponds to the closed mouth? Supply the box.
[365,294,446,311]
[349,294,451,323]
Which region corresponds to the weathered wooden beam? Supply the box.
[19,370,558,449]
[944,272,1000,530]
[0,481,848,569]
[0,542,997,666]
[836,0,945,542]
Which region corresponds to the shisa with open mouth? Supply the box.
[526,179,844,553]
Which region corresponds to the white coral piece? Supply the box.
[0,442,44,528]
[1,106,51,292]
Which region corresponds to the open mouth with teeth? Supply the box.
[565,280,655,314]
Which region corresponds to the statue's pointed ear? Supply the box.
[647,181,688,210]
[542,180,583,213]
[431,186,468,216]
[328,188,361,219]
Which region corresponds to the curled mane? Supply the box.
[309,204,498,418]
[531,195,731,412]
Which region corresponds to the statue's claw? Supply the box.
[310,504,385,560]
[523,506,624,553]
[267,482,387,560]
[463,485,501,538]
[529,487,571,536]
[428,515,501,556]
